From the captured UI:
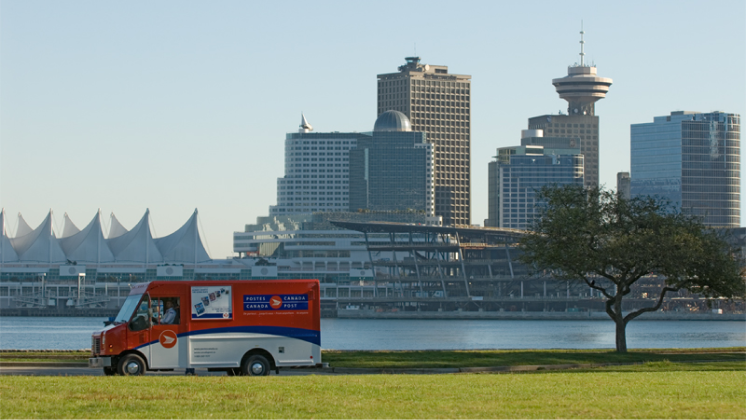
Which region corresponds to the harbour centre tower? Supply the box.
[527,30,612,188]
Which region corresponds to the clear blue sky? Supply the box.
[1,0,744,259]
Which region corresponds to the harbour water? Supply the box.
[0,317,744,350]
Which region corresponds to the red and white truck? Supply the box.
[89,279,321,376]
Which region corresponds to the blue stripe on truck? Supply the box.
[134,325,321,350]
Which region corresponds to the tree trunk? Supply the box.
[615,319,627,353]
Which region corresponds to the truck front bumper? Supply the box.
[89,357,112,368]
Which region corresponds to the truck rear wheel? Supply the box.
[242,355,270,376]
[117,354,146,376]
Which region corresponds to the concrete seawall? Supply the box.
[336,309,746,321]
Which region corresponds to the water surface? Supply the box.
[0,317,743,350]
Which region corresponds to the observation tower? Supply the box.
[552,28,613,116]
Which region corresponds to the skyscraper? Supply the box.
[630,111,740,228]
[486,130,584,229]
[377,57,472,226]
[527,29,612,188]
[349,111,434,215]
[270,115,368,216]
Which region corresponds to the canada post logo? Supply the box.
[243,294,309,311]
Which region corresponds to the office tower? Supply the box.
[630,111,740,227]
[617,172,631,199]
[486,130,584,229]
[377,57,472,226]
[270,115,369,216]
[349,111,434,215]
[527,29,612,188]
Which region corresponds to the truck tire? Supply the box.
[118,354,146,376]
[242,355,270,376]
[103,366,117,376]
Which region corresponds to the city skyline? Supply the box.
[1,1,744,258]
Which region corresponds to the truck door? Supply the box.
[149,296,183,369]
[127,294,152,355]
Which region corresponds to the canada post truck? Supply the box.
[89,280,321,376]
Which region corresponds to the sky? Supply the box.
[1,0,744,259]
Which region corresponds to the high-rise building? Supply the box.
[270,115,368,216]
[617,172,631,199]
[349,111,434,215]
[486,130,584,229]
[527,29,612,188]
[630,111,740,227]
[377,57,472,226]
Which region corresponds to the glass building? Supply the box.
[349,111,434,215]
[486,131,584,229]
[630,111,740,228]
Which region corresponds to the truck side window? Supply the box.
[154,297,180,325]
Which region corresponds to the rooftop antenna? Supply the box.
[579,21,585,67]
[414,42,417,56]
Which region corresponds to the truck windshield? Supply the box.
[114,294,144,324]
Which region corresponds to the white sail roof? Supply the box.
[9,211,67,263]
[108,213,129,239]
[15,214,33,237]
[154,209,211,263]
[59,210,115,263]
[106,209,162,263]
[1,209,19,262]
[61,213,81,238]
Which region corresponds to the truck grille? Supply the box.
[92,337,101,355]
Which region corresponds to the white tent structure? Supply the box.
[154,209,211,263]
[9,211,67,263]
[60,213,81,238]
[108,213,129,239]
[15,214,33,238]
[2,209,214,264]
[107,209,163,263]
[59,210,115,263]
[1,210,19,263]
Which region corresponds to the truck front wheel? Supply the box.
[118,354,146,376]
[242,355,270,376]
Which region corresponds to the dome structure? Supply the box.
[374,110,412,132]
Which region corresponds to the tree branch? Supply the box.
[581,277,613,299]
[623,286,680,323]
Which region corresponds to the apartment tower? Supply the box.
[527,29,612,188]
[377,57,472,226]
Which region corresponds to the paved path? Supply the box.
[0,365,339,376]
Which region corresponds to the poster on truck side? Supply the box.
[191,286,232,320]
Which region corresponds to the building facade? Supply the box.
[617,172,631,199]
[270,116,369,216]
[527,30,612,188]
[349,111,434,215]
[487,131,584,229]
[630,111,740,227]
[377,57,472,226]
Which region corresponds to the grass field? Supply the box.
[1,362,744,418]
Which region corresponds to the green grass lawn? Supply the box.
[1,364,744,418]
[321,348,745,368]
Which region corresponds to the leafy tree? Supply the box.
[519,185,745,352]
